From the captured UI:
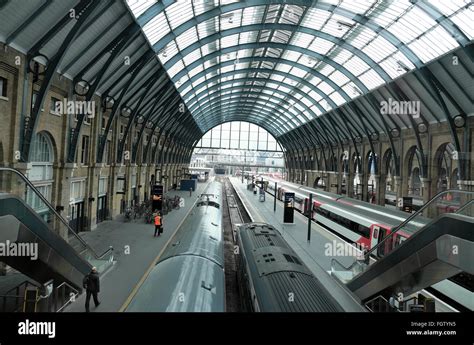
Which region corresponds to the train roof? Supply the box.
[237,223,343,312]
[125,255,225,312]
[160,181,224,267]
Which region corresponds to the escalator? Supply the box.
[331,190,474,310]
[0,167,114,311]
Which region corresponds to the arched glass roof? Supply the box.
[126,0,472,137]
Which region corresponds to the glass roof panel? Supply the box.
[129,0,469,134]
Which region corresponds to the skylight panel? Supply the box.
[278,85,291,93]
[341,83,360,99]
[344,55,370,77]
[339,0,376,14]
[221,9,243,30]
[417,26,458,61]
[387,6,436,44]
[319,64,335,76]
[272,30,292,44]
[362,35,397,62]
[165,59,184,79]
[221,33,239,48]
[188,63,204,79]
[158,40,178,64]
[221,65,234,74]
[329,91,347,106]
[289,66,307,79]
[349,27,377,49]
[282,50,302,62]
[193,0,217,16]
[330,70,350,86]
[322,14,355,38]
[183,49,202,67]
[204,59,218,70]
[290,32,313,49]
[275,63,292,73]
[450,9,474,39]
[378,58,404,79]
[331,49,352,64]
[165,1,194,30]
[372,1,411,27]
[201,41,220,57]
[309,90,323,102]
[301,8,330,30]
[318,81,334,95]
[270,74,285,82]
[142,12,170,45]
[176,27,199,51]
[279,5,304,25]
[192,76,206,88]
[239,31,257,44]
[358,69,385,89]
[308,38,334,55]
[242,6,265,26]
[197,18,218,40]
[310,105,322,116]
[126,0,155,18]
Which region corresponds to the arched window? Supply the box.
[30,132,53,163]
[26,132,54,216]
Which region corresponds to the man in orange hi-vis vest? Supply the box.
[154,212,163,237]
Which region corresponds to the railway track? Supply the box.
[217,177,251,312]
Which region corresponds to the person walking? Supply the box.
[154,212,162,237]
[83,267,100,312]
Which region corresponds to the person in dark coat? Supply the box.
[84,267,100,312]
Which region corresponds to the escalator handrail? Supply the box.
[0,167,113,262]
[455,198,474,215]
[362,189,474,261]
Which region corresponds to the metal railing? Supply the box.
[53,282,79,312]
[0,280,40,312]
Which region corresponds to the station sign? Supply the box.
[152,184,164,211]
[402,197,413,213]
[283,192,295,224]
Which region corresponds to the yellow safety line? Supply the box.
[119,183,207,312]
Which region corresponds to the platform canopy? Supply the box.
[126,0,472,140]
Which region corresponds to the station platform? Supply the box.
[229,177,365,312]
[229,177,458,313]
[64,181,211,312]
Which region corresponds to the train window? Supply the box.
[356,225,370,238]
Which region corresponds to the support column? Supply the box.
[336,172,342,195]
[328,172,338,194]
[394,176,403,209]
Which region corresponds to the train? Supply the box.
[236,223,344,312]
[258,176,473,311]
[125,181,225,312]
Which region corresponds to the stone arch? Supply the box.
[402,145,422,198]
[381,148,396,206]
[433,142,457,194]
